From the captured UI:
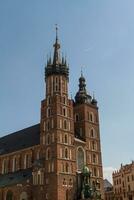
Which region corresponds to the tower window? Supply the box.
[92,154,97,163]
[47,96,51,105]
[90,128,96,138]
[63,107,67,116]
[65,134,68,143]
[75,114,79,122]
[65,163,69,172]
[64,120,67,129]
[47,108,51,117]
[63,96,66,104]
[65,148,68,159]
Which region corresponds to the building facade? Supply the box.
[0,29,104,200]
[113,162,134,200]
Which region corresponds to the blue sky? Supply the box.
[0,0,134,180]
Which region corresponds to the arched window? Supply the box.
[77,147,85,171]
[90,112,94,122]
[47,107,51,117]
[75,114,79,122]
[63,96,66,104]
[63,107,67,116]
[93,167,97,177]
[92,141,97,150]
[47,120,50,131]
[65,134,68,143]
[46,134,50,145]
[92,154,97,163]
[64,120,67,129]
[65,148,68,159]
[65,163,69,172]
[90,128,96,138]
[47,96,51,105]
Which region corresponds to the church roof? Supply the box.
[0,124,40,156]
[0,168,32,188]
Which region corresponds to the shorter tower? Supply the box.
[74,72,104,199]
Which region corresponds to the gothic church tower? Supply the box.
[40,28,104,200]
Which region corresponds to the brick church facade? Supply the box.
[0,28,104,200]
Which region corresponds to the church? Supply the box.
[0,28,104,200]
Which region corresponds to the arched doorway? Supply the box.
[6,191,13,200]
[20,192,28,200]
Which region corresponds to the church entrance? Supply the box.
[6,191,13,200]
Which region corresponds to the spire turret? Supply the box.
[53,25,61,65]
[75,72,92,104]
[45,26,69,80]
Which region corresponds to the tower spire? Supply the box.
[53,24,61,65]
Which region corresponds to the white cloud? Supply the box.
[103,167,117,184]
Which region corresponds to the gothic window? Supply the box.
[63,96,66,104]
[47,107,51,117]
[65,134,68,143]
[47,96,51,105]
[77,147,85,171]
[65,163,69,172]
[65,148,68,159]
[47,120,50,131]
[63,178,67,186]
[92,154,97,163]
[92,141,97,150]
[46,134,50,145]
[24,154,31,169]
[90,128,96,138]
[64,120,67,129]
[75,114,79,122]
[63,107,67,116]
[90,112,94,122]
[93,167,97,177]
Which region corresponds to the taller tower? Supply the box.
[40,28,104,200]
[40,27,76,200]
